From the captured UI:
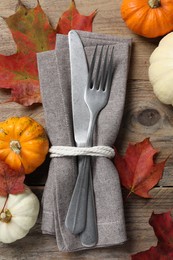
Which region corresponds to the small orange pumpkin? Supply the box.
[121,0,173,38]
[0,117,49,174]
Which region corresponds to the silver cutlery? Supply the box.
[65,31,99,246]
[80,45,115,246]
[65,30,91,235]
[65,30,114,247]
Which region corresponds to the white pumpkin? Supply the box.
[149,32,173,105]
[0,186,40,243]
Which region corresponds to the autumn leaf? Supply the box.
[0,1,96,106]
[114,138,166,198]
[0,3,56,106]
[5,4,56,54]
[56,0,97,34]
[0,52,40,105]
[131,211,173,259]
[0,160,25,197]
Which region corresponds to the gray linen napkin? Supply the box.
[37,30,131,252]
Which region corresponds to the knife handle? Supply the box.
[80,169,98,247]
[65,155,90,234]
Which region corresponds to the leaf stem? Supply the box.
[0,194,9,214]
[126,190,132,199]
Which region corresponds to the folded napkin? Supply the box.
[37,30,132,252]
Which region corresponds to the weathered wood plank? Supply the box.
[1,187,172,259]
[115,79,173,187]
[0,0,173,259]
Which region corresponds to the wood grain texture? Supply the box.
[1,187,172,259]
[0,0,172,259]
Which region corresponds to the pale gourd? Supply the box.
[149,32,173,105]
[0,186,40,243]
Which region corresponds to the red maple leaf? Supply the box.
[0,52,40,106]
[114,138,166,198]
[57,0,97,34]
[131,211,173,259]
[0,1,96,106]
[0,160,25,197]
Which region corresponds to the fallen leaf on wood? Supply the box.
[0,52,40,106]
[0,3,56,106]
[0,160,25,197]
[114,138,166,198]
[131,211,173,259]
[5,4,56,54]
[56,0,97,34]
[0,1,96,106]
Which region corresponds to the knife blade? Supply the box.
[68,30,89,145]
[65,31,97,245]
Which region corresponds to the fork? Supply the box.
[65,45,114,245]
[79,45,115,246]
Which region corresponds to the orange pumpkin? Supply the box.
[121,0,173,38]
[0,117,49,174]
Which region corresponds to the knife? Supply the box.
[65,30,97,245]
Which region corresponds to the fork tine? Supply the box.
[100,45,109,90]
[105,46,114,93]
[87,45,98,89]
[94,45,104,89]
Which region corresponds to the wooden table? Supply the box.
[0,0,172,259]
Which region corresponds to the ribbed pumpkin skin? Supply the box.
[0,117,49,174]
[0,186,40,243]
[121,0,173,38]
[149,32,173,105]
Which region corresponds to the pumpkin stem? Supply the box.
[148,0,160,8]
[0,195,12,223]
[0,209,12,223]
[10,140,21,154]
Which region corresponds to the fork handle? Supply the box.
[80,169,98,247]
[65,155,90,234]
